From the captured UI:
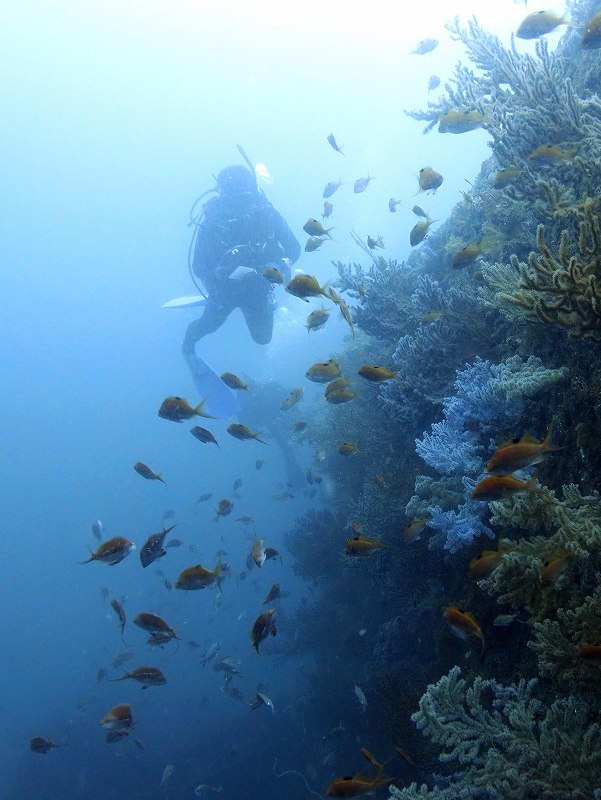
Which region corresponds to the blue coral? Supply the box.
[412,356,565,551]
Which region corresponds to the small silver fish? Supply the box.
[353,175,373,193]
[412,38,438,54]
[493,613,525,627]
[91,520,104,541]
[323,178,342,198]
[327,132,344,154]
[354,684,367,711]
[427,75,441,92]
[257,691,275,713]
[200,641,222,667]
[160,764,174,786]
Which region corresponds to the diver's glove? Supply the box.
[228,266,256,281]
[279,258,292,284]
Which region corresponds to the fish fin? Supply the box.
[254,432,268,444]
[271,626,277,636]
[525,475,539,492]
[195,398,216,419]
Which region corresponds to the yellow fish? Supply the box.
[469,547,507,580]
[581,11,601,49]
[285,274,329,302]
[486,424,558,474]
[410,219,435,246]
[325,378,356,402]
[326,287,355,337]
[100,703,133,730]
[158,396,212,422]
[227,423,266,444]
[82,537,135,566]
[306,308,330,332]
[303,218,334,238]
[281,387,303,410]
[403,519,428,544]
[176,561,224,590]
[305,236,326,252]
[338,442,359,456]
[306,359,343,383]
[263,265,285,284]
[438,109,489,133]
[517,11,571,39]
[221,372,249,391]
[417,167,443,193]
[133,461,165,483]
[443,607,485,654]
[345,535,389,555]
[251,608,277,653]
[528,144,574,163]
[493,165,521,188]
[358,365,397,382]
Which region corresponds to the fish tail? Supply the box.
[195,398,215,419]
[80,553,95,565]
[542,421,561,452]
[361,748,383,769]
[158,474,166,485]
[525,475,539,493]
[254,432,267,445]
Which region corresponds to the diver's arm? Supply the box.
[271,209,301,266]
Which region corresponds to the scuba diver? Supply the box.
[182,163,301,358]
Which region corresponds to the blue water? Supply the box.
[1,2,544,797]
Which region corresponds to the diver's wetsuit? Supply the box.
[182,190,300,355]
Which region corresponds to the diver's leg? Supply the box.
[240,280,274,345]
[181,300,232,356]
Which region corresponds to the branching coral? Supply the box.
[379,285,502,431]
[389,666,601,800]
[409,356,567,551]
[482,200,601,340]
[529,579,601,694]
[333,258,417,344]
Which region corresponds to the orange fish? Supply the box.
[357,365,397,382]
[345,536,389,556]
[469,547,507,580]
[326,773,392,797]
[541,552,569,585]
[251,608,277,653]
[486,425,558,474]
[578,643,601,661]
[227,423,266,444]
[176,562,223,590]
[215,499,233,521]
[100,703,133,730]
[81,537,135,566]
[471,474,537,501]
[443,606,485,654]
[252,537,266,567]
[403,519,428,544]
[29,737,63,754]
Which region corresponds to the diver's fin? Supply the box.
[162,296,207,309]
[185,353,240,419]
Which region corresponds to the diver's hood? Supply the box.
[216,164,258,196]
